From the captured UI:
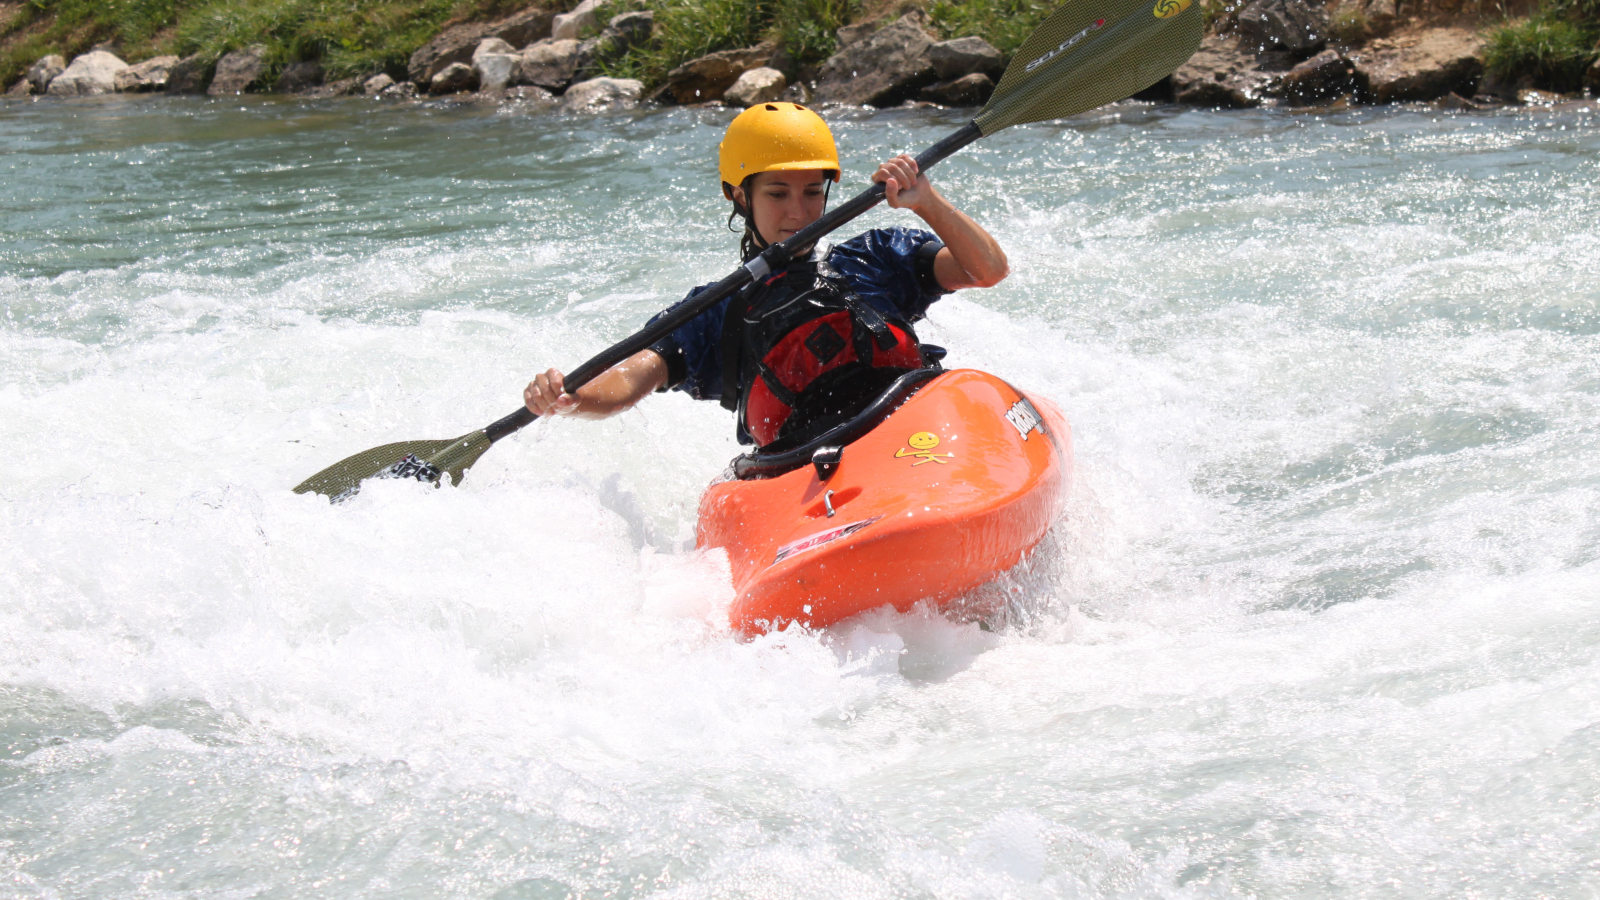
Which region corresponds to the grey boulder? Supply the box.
[1277,49,1362,104]
[552,0,604,41]
[115,55,180,92]
[27,55,67,94]
[430,62,478,94]
[476,52,520,92]
[379,81,419,99]
[208,46,267,94]
[561,76,642,111]
[1235,0,1327,57]
[724,67,787,106]
[473,38,517,64]
[918,72,994,106]
[928,36,1003,81]
[659,42,774,104]
[363,73,395,95]
[302,77,363,98]
[275,60,324,93]
[1349,28,1483,103]
[518,38,584,91]
[1171,34,1271,108]
[815,11,938,107]
[165,54,212,94]
[47,50,128,96]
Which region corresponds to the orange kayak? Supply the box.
[697,368,1073,634]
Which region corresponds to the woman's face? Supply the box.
[736,169,829,247]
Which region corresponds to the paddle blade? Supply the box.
[976,0,1203,134]
[292,431,492,502]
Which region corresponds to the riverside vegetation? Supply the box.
[2,0,1596,108]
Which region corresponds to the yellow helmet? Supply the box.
[718,102,841,191]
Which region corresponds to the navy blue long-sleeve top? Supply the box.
[648,227,949,410]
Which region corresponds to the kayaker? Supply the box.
[524,102,1009,448]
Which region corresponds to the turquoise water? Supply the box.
[3,93,1599,898]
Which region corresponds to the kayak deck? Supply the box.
[697,369,1072,633]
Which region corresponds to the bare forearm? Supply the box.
[912,186,1009,290]
[524,349,666,419]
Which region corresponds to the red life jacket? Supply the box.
[720,252,929,448]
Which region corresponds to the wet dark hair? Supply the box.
[724,176,766,262]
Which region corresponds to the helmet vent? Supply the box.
[765,104,779,111]
[794,104,806,110]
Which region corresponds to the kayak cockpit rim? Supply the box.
[729,367,943,481]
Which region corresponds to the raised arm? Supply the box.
[524,349,667,420]
[873,154,1009,291]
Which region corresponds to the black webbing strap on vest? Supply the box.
[718,278,762,413]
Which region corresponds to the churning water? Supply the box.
[2,94,1598,898]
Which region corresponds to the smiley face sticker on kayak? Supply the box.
[896,432,953,465]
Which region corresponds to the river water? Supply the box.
[2,93,1598,898]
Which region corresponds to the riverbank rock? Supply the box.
[47,51,128,96]
[1350,28,1482,103]
[1172,34,1271,107]
[659,42,774,103]
[836,20,884,47]
[518,38,583,91]
[113,55,179,92]
[1434,91,1489,111]
[380,81,419,99]
[430,62,478,94]
[724,67,786,106]
[600,12,654,54]
[474,39,521,91]
[919,72,994,106]
[26,55,66,94]
[165,55,211,93]
[1277,49,1362,104]
[363,73,395,95]
[1585,56,1600,92]
[561,76,642,111]
[928,36,1003,81]
[502,84,557,108]
[407,4,559,85]
[477,53,520,91]
[815,11,938,107]
[1235,0,1327,57]
[1517,88,1562,105]
[302,77,362,98]
[552,0,604,40]
[209,46,267,94]
[275,60,324,93]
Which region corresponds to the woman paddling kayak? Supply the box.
[523,102,1010,446]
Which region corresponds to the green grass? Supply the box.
[597,0,852,86]
[928,0,1053,55]
[1482,0,1599,92]
[1,0,527,89]
[598,0,772,85]
[770,0,852,63]
[1328,5,1369,43]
